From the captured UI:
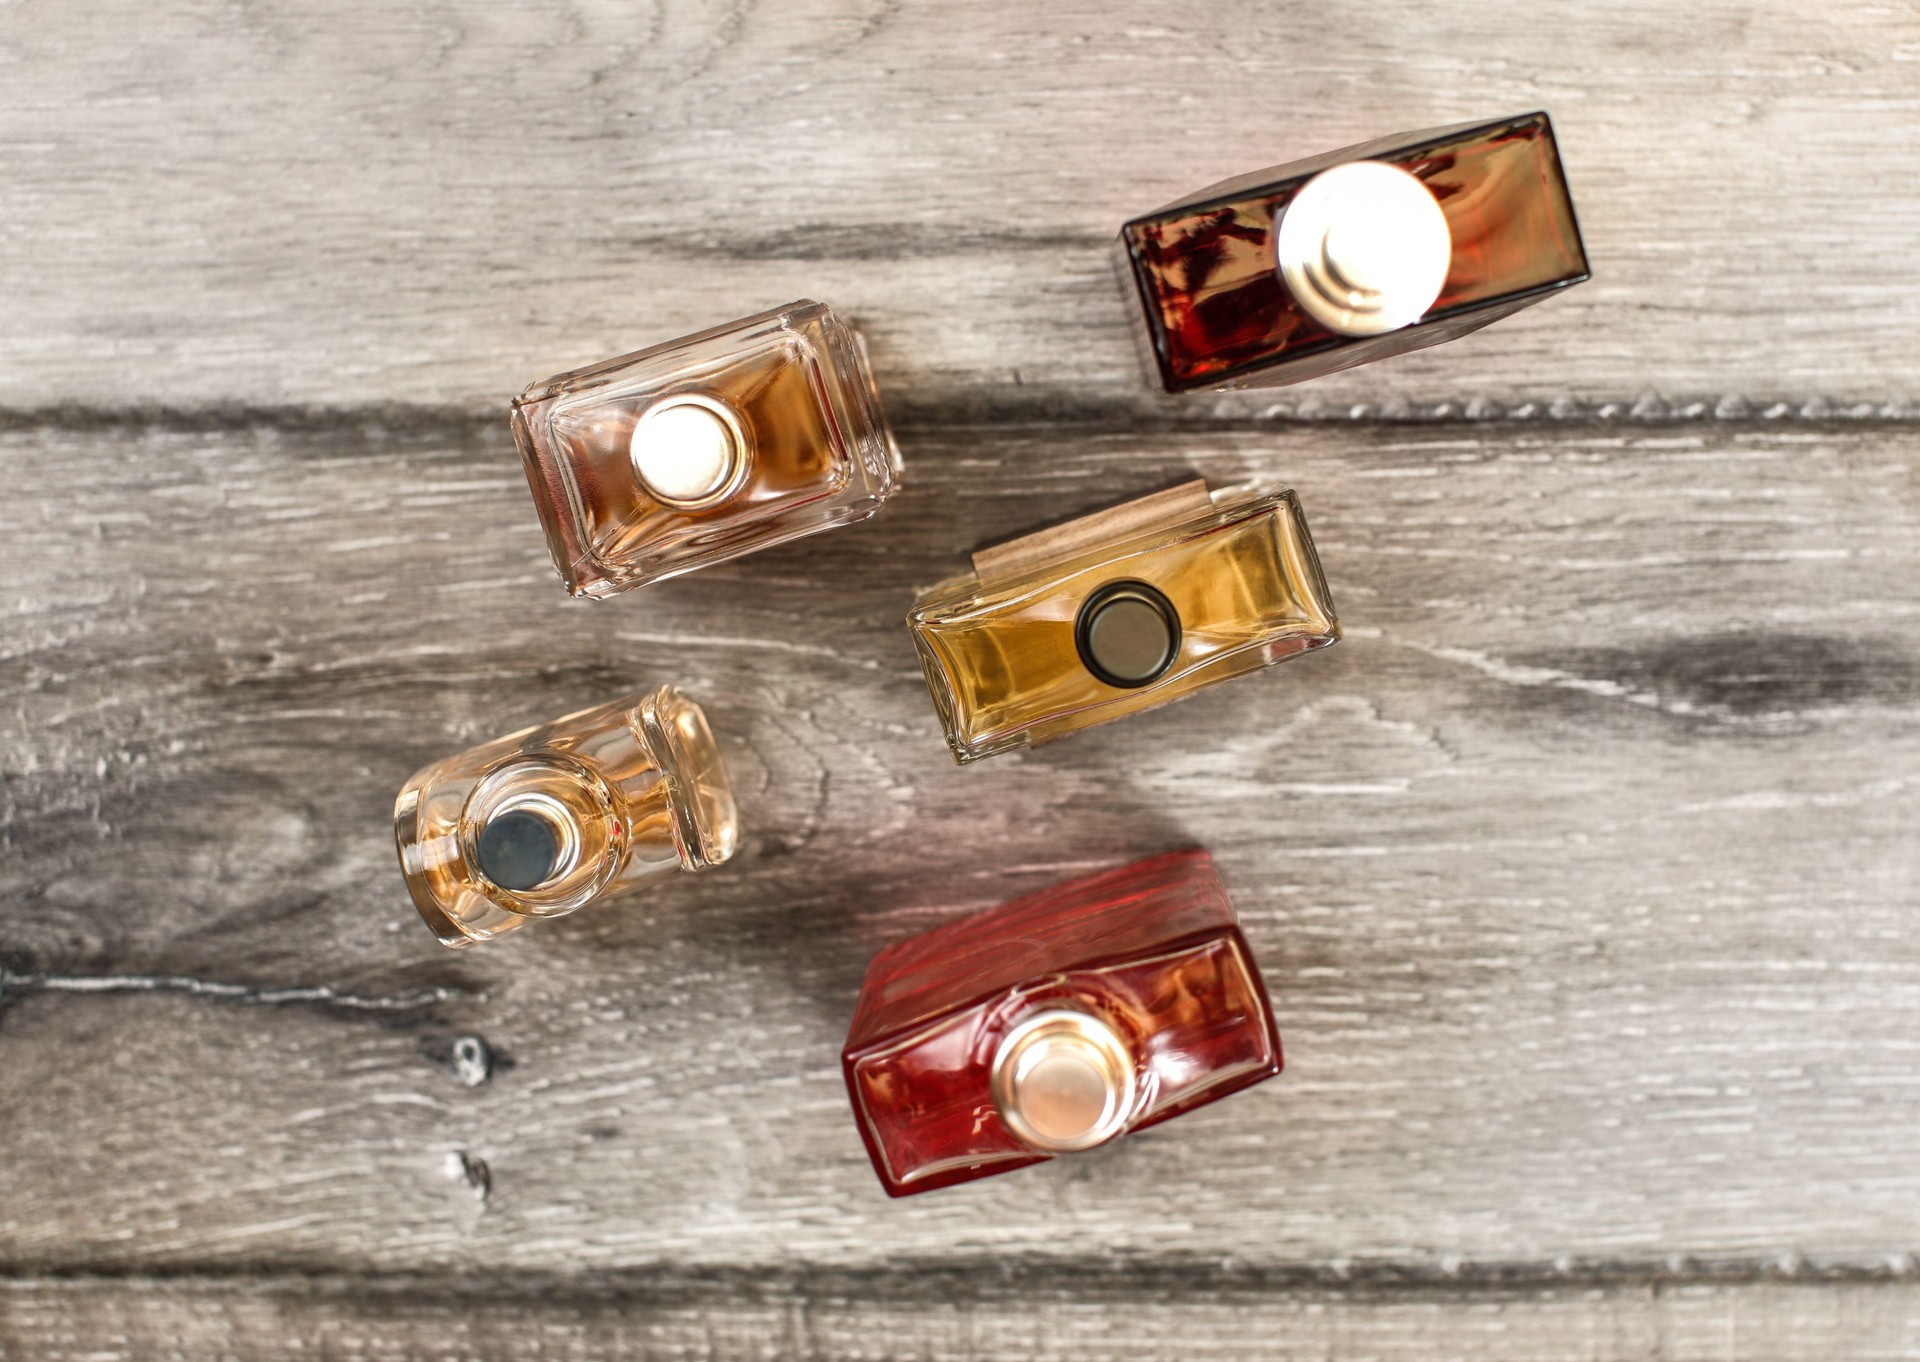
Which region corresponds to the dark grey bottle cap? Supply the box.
[475,807,563,892]
[1075,580,1181,688]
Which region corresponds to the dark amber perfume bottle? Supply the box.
[1120,111,1589,392]
[512,301,902,596]
[907,479,1338,763]
[843,848,1282,1197]
[394,687,737,947]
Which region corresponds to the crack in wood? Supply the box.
[1397,633,1917,726]
[0,969,466,1013]
[445,1150,492,1203]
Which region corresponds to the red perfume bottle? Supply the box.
[842,849,1282,1197]
[1120,111,1589,392]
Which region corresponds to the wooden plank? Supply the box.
[5,1273,1920,1362]
[2,420,1916,1274]
[1,1,1918,415]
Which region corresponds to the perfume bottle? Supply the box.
[1119,111,1590,393]
[907,479,1338,763]
[393,686,738,947]
[511,300,902,597]
[843,848,1282,1197]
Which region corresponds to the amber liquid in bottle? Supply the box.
[543,340,848,570]
[1121,111,1590,392]
[512,301,900,596]
[393,687,738,948]
[908,482,1338,763]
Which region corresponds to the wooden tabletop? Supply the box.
[3,2,1918,1358]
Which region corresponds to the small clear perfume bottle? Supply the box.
[907,479,1338,763]
[393,686,738,947]
[1119,111,1590,393]
[512,300,902,597]
[843,848,1282,1197]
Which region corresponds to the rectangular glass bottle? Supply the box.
[1119,111,1590,392]
[843,848,1283,1197]
[512,300,902,596]
[393,686,738,947]
[907,479,1338,763]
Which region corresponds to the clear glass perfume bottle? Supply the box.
[842,848,1282,1197]
[1119,111,1590,393]
[512,300,902,597]
[393,686,738,948]
[907,479,1338,763]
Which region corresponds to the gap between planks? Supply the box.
[0,396,1918,438]
[7,1253,1920,1294]
[7,1269,1920,1362]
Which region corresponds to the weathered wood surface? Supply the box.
[3,423,1916,1286]
[6,0,1920,1356]
[8,1274,1920,1362]
[2,0,1918,417]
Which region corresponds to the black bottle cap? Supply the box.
[1075,580,1181,689]
[474,808,562,892]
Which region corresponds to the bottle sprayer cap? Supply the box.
[1275,159,1452,337]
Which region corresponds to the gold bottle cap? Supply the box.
[1275,160,1452,337]
[630,395,749,508]
[991,1009,1137,1154]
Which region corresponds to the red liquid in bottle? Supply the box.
[842,849,1282,1196]
[1121,112,1589,392]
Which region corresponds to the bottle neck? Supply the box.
[629,394,751,509]
[991,1008,1138,1153]
[460,754,615,915]
[472,794,578,892]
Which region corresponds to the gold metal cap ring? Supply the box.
[990,1009,1137,1154]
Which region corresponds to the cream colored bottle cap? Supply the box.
[991,1009,1137,1153]
[1275,159,1452,337]
[630,394,749,508]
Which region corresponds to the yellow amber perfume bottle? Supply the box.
[907,480,1338,763]
[393,687,738,947]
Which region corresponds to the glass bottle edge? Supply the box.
[393,781,483,949]
[635,684,739,872]
[1123,110,1557,226]
[910,485,1307,616]
[513,300,829,406]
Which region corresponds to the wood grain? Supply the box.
[2,420,1916,1279]
[1,0,1918,416]
[7,1273,1920,1361]
[5,1,1920,1351]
